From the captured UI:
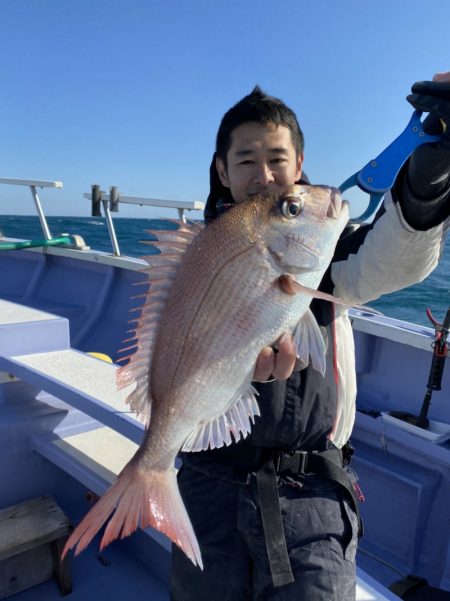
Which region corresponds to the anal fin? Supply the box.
[181,386,260,452]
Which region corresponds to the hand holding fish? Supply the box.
[253,332,297,382]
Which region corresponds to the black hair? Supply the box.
[204,87,307,223]
[215,86,304,166]
[204,86,309,223]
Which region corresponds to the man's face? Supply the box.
[216,121,303,204]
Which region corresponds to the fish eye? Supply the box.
[281,196,304,219]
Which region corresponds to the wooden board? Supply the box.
[0,544,53,599]
[0,496,71,561]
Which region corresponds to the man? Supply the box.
[170,74,450,600]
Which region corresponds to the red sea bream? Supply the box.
[63,185,349,568]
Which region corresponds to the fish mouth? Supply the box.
[327,191,349,220]
[308,187,347,221]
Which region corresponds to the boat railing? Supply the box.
[0,177,63,241]
[83,185,205,256]
[0,178,205,257]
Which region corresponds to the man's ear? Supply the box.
[295,153,304,182]
[216,156,230,188]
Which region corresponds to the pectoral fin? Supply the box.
[277,274,370,312]
[293,309,327,376]
[278,274,345,304]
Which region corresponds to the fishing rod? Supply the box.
[390,306,450,429]
[416,306,450,429]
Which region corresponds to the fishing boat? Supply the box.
[0,177,449,601]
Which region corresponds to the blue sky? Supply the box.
[1,0,449,219]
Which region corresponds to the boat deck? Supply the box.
[11,538,168,601]
[0,297,404,600]
[1,232,449,599]
[7,538,397,601]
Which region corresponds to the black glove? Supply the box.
[397,80,450,229]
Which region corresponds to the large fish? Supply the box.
[63,184,349,568]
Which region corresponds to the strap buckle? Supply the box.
[273,450,309,475]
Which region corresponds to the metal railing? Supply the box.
[0,178,63,241]
[0,179,205,257]
[83,185,205,256]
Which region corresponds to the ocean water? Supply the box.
[1,214,449,328]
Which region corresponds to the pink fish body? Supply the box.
[63,185,349,568]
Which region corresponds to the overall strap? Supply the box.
[256,446,362,588]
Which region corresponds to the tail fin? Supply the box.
[62,464,202,569]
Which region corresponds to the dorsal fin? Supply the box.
[116,220,205,426]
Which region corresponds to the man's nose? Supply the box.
[253,163,275,185]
